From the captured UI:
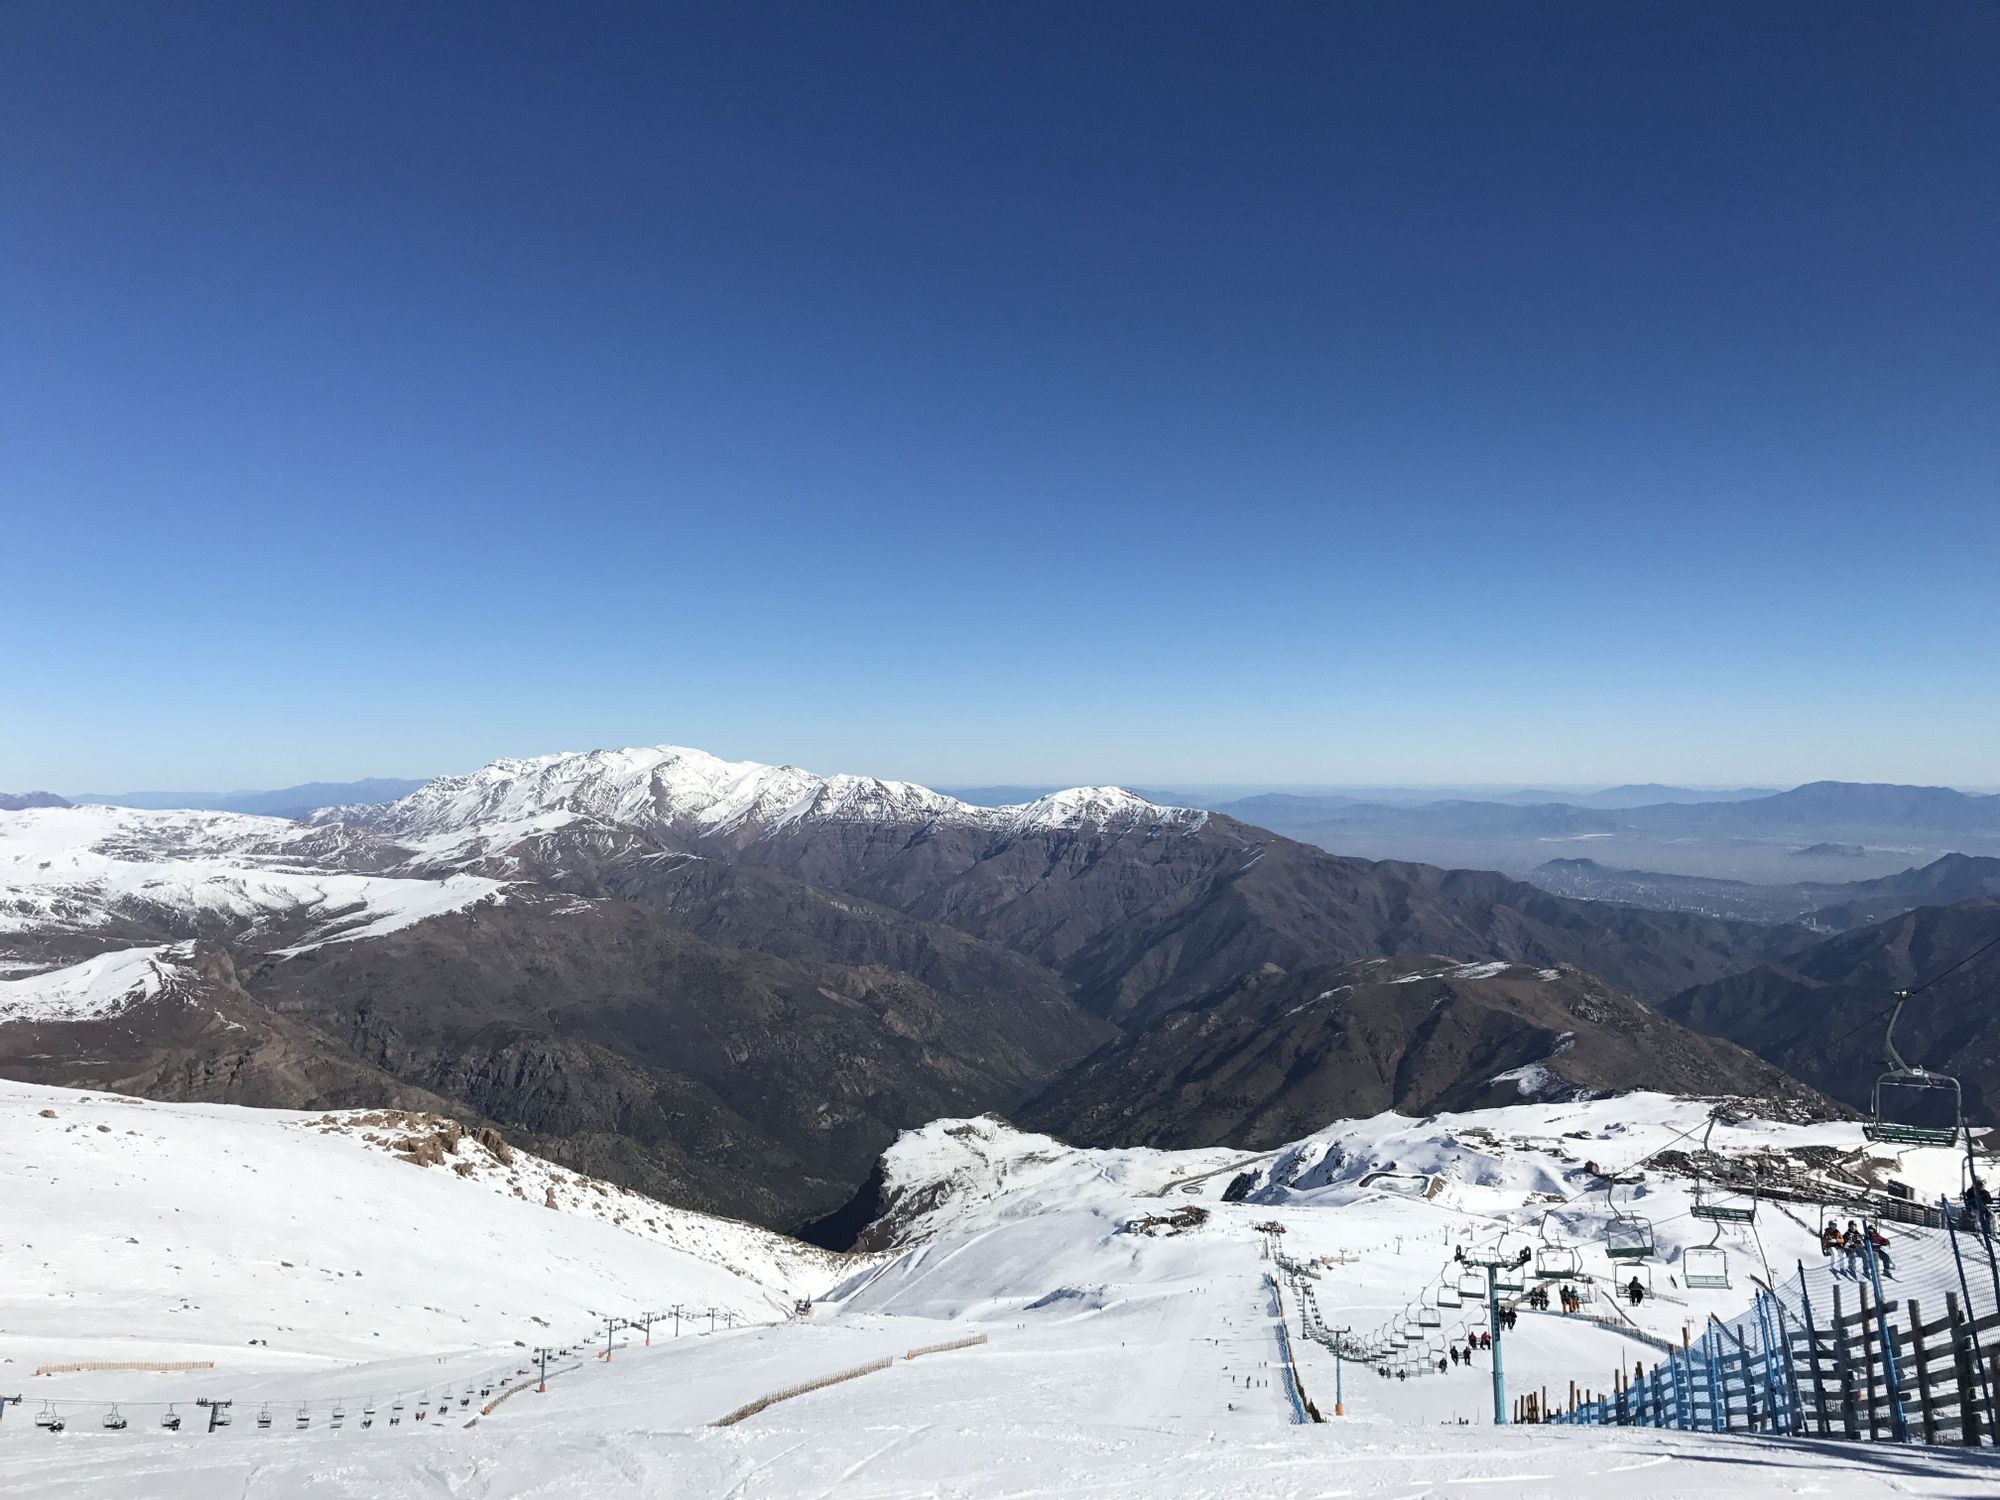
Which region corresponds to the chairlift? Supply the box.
[332,1402,346,1430]
[415,1394,429,1422]
[1458,1269,1486,1298]
[34,1402,56,1429]
[1690,1111,1759,1223]
[256,1404,273,1431]
[161,1405,182,1431]
[102,1405,127,1431]
[361,1402,376,1429]
[1616,1260,1654,1293]
[1495,1259,1526,1294]
[389,1399,404,1426]
[1535,1213,1583,1279]
[1863,991,1963,1146]
[1437,1278,1462,1309]
[1683,1244,1730,1291]
[1603,1181,1655,1260]
[295,1404,310,1430]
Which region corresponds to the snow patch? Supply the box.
[0,944,191,1023]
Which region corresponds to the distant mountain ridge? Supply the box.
[75,777,427,817]
[0,791,69,811]
[1211,779,2000,885]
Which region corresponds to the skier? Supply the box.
[1626,1276,1645,1308]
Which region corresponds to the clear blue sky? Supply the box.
[5,2,1995,792]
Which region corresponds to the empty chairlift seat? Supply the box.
[1604,1212,1655,1260]
[1682,1245,1730,1290]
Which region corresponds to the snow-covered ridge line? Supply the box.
[0,804,507,963]
[313,744,1207,849]
[0,943,194,1023]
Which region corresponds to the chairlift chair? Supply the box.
[295,1405,310,1430]
[1690,1112,1760,1222]
[1682,1244,1730,1291]
[1458,1269,1486,1298]
[102,1406,126,1431]
[1868,1070,1963,1147]
[361,1402,376,1429]
[1691,1185,1758,1224]
[332,1403,346,1429]
[34,1402,55,1429]
[1604,1210,1655,1260]
[389,1399,404,1426]
[1863,991,1963,1146]
[1437,1279,1462,1309]
[161,1406,181,1431]
[256,1404,273,1431]
[1535,1211,1583,1278]
[1495,1260,1526,1293]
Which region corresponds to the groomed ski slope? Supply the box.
[5,1088,1997,1498]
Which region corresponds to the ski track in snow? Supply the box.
[9,1087,1999,1497]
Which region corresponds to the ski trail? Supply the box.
[812,1423,929,1498]
[718,1439,808,1498]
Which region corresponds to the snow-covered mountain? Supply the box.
[1,738,1839,1232]
[313,744,1206,866]
[0,803,503,973]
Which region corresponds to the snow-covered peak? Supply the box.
[319,743,1202,852]
[999,786,1207,836]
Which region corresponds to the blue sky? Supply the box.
[4,2,1995,792]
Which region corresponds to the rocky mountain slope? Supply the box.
[1024,956,1827,1150]
[1660,896,2000,1125]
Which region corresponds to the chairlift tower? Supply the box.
[1456,1243,1531,1425]
[1331,1327,1351,1416]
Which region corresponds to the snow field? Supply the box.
[5,1087,1998,1496]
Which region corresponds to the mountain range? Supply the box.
[1220,780,2000,884]
[7,744,1999,1235]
